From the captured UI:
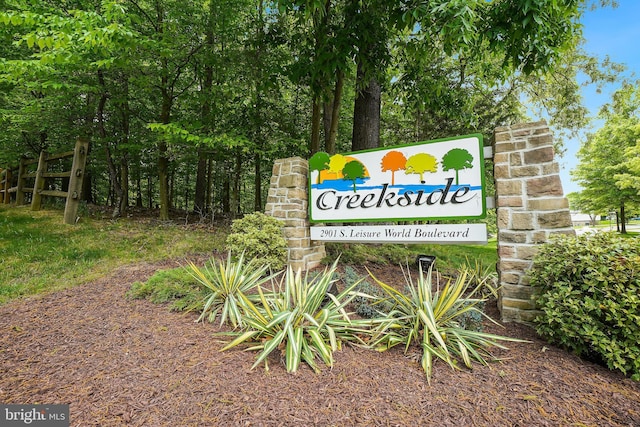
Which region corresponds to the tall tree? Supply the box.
[572,82,640,233]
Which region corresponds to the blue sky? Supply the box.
[557,1,640,194]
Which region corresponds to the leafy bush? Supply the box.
[221,261,371,373]
[225,212,287,271]
[367,265,522,383]
[343,266,392,318]
[324,241,498,275]
[187,252,278,327]
[529,232,640,380]
[127,268,205,312]
[325,243,415,265]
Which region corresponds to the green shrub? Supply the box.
[225,212,287,271]
[325,243,415,265]
[343,266,392,318]
[127,268,205,312]
[529,232,640,380]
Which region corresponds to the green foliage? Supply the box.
[367,265,522,383]
[343,266,392,318]
[127,267,205,313]
[187,252,278,328]
[221,260,371,373]
[325,241,497,274]
[0,0,621,218]
[529,232,640,380]
[225,212,288,271]
[572,82,640,227]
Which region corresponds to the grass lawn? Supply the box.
[0,205,227,304]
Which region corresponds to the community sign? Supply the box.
[309,134,486,223]
[308,134,487,244]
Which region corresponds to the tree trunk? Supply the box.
[158,72,172,221]
[194,154,208,215]
[327,69,345,155]
[310,99,322,154]
[231,154,241,217]
[352,61,381,151]
[158,143,170,219]
[156,3,171,221]
[254,153,262,211]
[323,99,332,148]
[147,175,153,208]
[195,10,215,215]
[222,163,230,216]
[120,156,129,213]
[96,71,124,219]
[206,157,213,214]
[135,162,143,208]
[82,170,94,204]
[309,0,332,155]
[119,75,131,213]
[620,202,627,234]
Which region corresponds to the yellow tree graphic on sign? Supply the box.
[328,154,347,179]
[405,153,438,184]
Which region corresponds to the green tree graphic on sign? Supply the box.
[343,160,366,192]
[405,153,438,184]
[442,148,474,185]
[380,150,407,185]
[309,152,330,184]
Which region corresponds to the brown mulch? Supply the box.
[1,260,639,427]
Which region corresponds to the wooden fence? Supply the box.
[0,138,89,225]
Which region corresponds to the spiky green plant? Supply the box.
[368,265,525,383]
[187,252,279,328]
[221,260,372,373]
[464,257,499,299]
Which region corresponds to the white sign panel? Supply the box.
[309,135,486,223]
[310,224,488,245]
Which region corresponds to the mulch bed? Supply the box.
[1,259,639,426]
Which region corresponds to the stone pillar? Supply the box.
[264,157,325,272]
[494,121,575,323]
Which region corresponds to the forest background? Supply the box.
[0,0,627,221]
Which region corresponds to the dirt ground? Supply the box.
[1,259,639,427]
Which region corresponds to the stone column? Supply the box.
[493,121,575,323]
[264,157,325,272]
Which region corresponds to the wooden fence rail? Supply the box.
[0,138,89,225]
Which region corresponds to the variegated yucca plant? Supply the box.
[221,260,372,373]
[367,265,526,383]
[187,252,278,328]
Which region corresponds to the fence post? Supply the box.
[31,150,48,211]
[63,138,89,225]
[1,168,10,204]
[16,158,27,205]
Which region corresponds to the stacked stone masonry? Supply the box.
[264,157,325,272]
[494,121,575,323]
